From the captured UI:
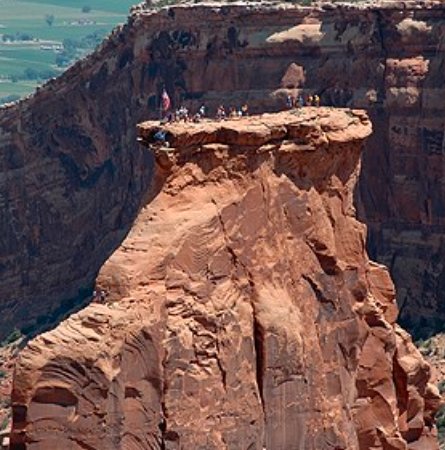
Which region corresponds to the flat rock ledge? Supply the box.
[137,108,372,150]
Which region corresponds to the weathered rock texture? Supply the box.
[10,110,441,449]
[3,0,445,338]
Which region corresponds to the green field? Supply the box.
[0,0,136,104]
[0,46,57,75]
[0,80,39,98]
[14,0,136,14]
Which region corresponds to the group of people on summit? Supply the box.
[286,93,320,108]
[215,104,249,120]
[159,88,321,124]
[161,103,250,123]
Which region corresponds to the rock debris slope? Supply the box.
[10,110,441,450]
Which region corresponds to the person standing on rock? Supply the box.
[314,94,320,107]
[297,94,304,108]
[216,105,226,120]
[286,94,294,109]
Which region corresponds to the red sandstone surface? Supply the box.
[9,110,441,450]
[0,2,443,449]
[1,0,445,341]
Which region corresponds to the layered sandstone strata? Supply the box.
[1,0,445,338]
[10,110,441,450]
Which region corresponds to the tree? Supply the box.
[16,32,33,41]
[45,14,55,26]
[82,5,92,13]
[24,67,39,80]
[2,34,15,42]
[56,53,71,67]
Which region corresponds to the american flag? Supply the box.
[161,89,171,111]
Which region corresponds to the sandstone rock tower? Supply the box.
[10,110,441,450]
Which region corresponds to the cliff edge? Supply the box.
[2,0,445,342]
[10,109,441,450]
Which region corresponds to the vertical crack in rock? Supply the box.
[211,196,259,395]
[252,314,266,415]
[159,416,167,450]
[159,345,167,450]
[215,340,228,390]
[211,193,267,446]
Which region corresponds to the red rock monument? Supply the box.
[10,110,441,449]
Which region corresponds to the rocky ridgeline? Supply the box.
[9,110,441,449]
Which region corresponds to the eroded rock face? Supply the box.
[1,0,445,339]
[10,110,441,450]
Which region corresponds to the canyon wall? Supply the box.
[1,1,445,338]
[10,110,442,450]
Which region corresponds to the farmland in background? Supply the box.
[0,0,136,104]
